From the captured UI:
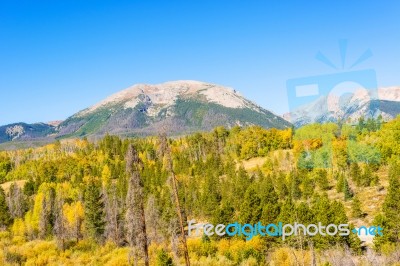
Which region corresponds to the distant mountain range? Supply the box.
[1,81,399,147]
[284,86,400,127]
[0,80,291,145]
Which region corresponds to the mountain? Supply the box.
[284,86,400,127]
[57,80,291,138]
[0,80,291,145]
[0,123,56,143]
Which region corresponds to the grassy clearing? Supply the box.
[0,180,26,193]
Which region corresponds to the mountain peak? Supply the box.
[79,80,250,116]
[56,80,291,138]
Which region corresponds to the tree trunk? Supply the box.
[168,159,190,266]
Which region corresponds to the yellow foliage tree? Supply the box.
[101,165,112,188]
[63,201,85,242]
[11,218,25,239]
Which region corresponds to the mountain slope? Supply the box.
[285,86,400,127]
[0,123,56,143]
[57,80,291,138]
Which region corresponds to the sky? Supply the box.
[1,0,400,125]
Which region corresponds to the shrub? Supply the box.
[5,251,27,265]
[156,249,174,266]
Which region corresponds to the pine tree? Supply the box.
[290,172,302,200]
[302,173,315,200]
[350,163,361,186]
[84,179,105,242]
[23,178,36,197]
[156,249,174,266]
[201,170,221,217]
[276,172,289,200]
[239,185,262,224]
[258,175,279,216]
[232,166,250,209]
[336,174,344,193]
[343,178,353,201]
[374,161,400,247]
[315,169,329,191]
[212,201,234,226]
[0,187,12,228]
[351,195,363,218]
[371,173,380,186]
[361,164,373,187]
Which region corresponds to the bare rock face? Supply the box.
[77,80,257,117]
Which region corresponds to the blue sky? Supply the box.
[1,1,399,125]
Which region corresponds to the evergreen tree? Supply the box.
[351,195,363,218]
[343,178,353,201]
[201,170,221,217]
[336,174,344,193]
[0,187,12,228]
[212,201,234,226]
[315,169,329,191]
[302,173,315,200]
[295,202,313,224]
[361,164,373,187]
[276,172,289,200]
[371,173,380,186]
[311,194,354,248]
[23,178,36,197]
[156,249,174,266]
[0,157,11,183]
[239,185,262,224]
[84,179,105,242]
[278,199,295,224]
[350,163,361,186]
[258,174,279,206]
[233,166,250,209]
[289,172,301,200]
[374,161,400,247]
[356,116,366,132]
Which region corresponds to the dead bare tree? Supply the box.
[7,182,26,218]
[54,195,67,250]
[104,185,124,246]
[125,144,149,266]
[145,195,164,244]
[164,142,191,266]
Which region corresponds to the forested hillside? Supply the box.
[0,116,399,265]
